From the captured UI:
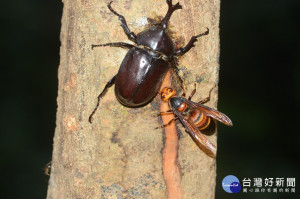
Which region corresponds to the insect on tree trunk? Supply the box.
[47,0,220,198]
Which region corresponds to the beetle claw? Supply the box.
[196,28,209,38]
[173,2,182,10]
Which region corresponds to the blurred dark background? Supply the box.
[216,0,300,198]
[0,0,299,198]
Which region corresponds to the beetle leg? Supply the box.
[107,1,137,43]
[89,75,117,123]
[91,42,134,50]
[174,28,209,56]
[170,66,187,97]
[161,0,182,29]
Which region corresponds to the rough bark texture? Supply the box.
[47,0,220,198]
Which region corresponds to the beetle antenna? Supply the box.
[161,0,182,29]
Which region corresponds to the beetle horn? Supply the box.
[161,0,182,29]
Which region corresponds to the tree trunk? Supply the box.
[47,0,220,198]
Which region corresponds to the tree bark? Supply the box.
[47,0,220,198]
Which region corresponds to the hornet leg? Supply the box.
[188,83,197,100]
[157,110,174,116]
[198,85,215,104]
[155,116,178,129]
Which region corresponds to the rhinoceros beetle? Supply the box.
[89,0,209,123]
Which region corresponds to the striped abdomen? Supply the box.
[189,109,216,135]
